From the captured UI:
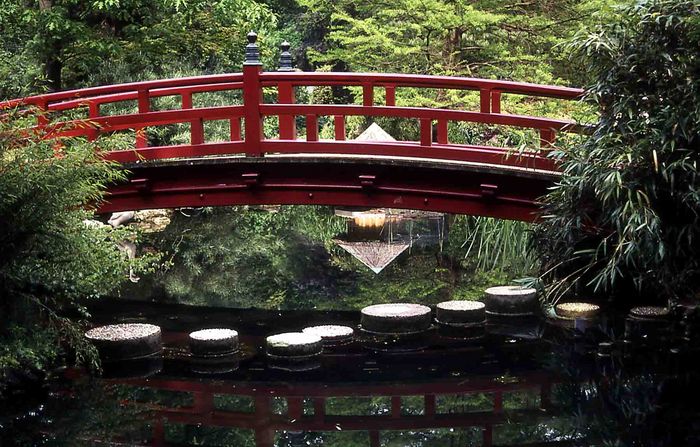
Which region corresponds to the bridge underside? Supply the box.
[101,155,557,221]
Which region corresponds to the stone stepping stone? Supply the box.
[629,306,669,320]
[266,332,323,358]
[436,301,486,326]
[555,302,600,320]
[360,303,432,334]
[85,323,162,362]
[189,328,239,357]
[484,286,538,316]
[302,325,354,346]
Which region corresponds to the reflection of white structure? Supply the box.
[334,240,409,274]
[333,208,447,274]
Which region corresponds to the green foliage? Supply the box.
[0,112,155,373]
[0,0,279,94]
[535,0,700,306]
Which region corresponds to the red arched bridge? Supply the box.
[1,33,586,221]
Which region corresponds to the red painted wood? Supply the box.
[391,396,402,418]
[437,119,448,144]
[243,64,263,156]
[278,82,296,140]
[136,89,150,148]
[425,394,436,416]
[492,91,501,114]
[540,128,556,148]
[306,114,318,141]
[0,70,589,218]
[261,104,582,133]
[230,117,242,141]
[420,118,432,146]
[182,92,204,145]
[385,85,396,106]
[480,89,491,113]
[363,84,374,106]
[334,115,345,140]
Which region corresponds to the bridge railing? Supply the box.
[0,32,585,172]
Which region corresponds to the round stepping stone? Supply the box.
[630,306,669,319]
[266,332,323,358]
[302,325,354,345]
[555,302,600,320]
[436,301,486,326]
[85,323,162,362]
[360,303,432,334]
[484,286,538,316]
[189,328,239,357]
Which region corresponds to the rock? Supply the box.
[85,323,162,362]
[133,209,172,233]
[436,300,486,326]
[484,286,538,316]
[630,306,669,320]
[189,328,239,357]
[555,302,600,320]
[108,211,135,227]
[266,332,323,357]
[360,303,432,334]
[302,325,354,345]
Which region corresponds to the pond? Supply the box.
[2,206,699,446]
[2,299,699,446]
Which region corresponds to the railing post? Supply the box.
[491,91,501,113]
[480,89,491,113]
[437,119,448,144]
[35,99,48,128]
[420,118,432,146]
[363,83,374,106]
[334,115,345,140]
[385,85,396,106]
[540,128,556,148]
[182,91,204,145]
[243,31,264,157]
[88,101,100,141]
[278,41,296,140]
[136,88,149,148]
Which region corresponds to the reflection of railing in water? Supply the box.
[114,372,557,447]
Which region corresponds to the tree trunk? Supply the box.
[39,0,62,91]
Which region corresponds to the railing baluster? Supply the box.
[363,83,374,106]
[480,89,491,113]
[36,99,48,128]
[385,85,396,106]
[88,101,100,141]
[483,424,493,447]
[182,91,204,145]
[391,396,401,418]
[230,117,242,141]
[306,115,318,141]
[491,91,501,114]
[278,82,296,140]
[135,88,150,148]
[420,118,432,146]
[540,128,556,148]
[369,430,381,447]
[493,391,503,413]
[424,394,436,416]
[437,119,448,144]
[334,115,345,140]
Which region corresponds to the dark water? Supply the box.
[3,300,700,447]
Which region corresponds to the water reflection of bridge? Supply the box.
[126,372,559,447]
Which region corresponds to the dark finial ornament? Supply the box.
[278,41,294,71]
[244,31,262,66]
